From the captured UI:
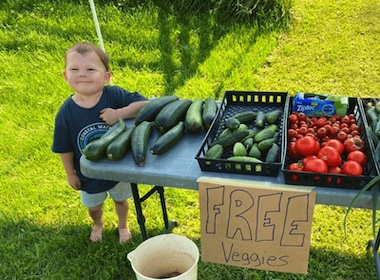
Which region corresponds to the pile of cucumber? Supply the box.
[204,109,283,167]
[364,99,380,162]
[82,95,218,166]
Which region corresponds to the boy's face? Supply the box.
[63,51,110,96]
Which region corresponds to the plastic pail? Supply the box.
[127,234,199,280]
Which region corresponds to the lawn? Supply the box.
[0,0,379,279]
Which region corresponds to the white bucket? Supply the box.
[127,234,199,280]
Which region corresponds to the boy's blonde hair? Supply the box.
[64,42,110,72]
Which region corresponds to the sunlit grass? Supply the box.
[0,0,378,279]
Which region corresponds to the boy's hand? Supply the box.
[67,174,81,190]
[100,108,119,125]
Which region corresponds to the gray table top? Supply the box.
[80,120,379,210]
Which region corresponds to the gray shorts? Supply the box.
[80,182,133,208]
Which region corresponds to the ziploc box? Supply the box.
[292,92,349,116]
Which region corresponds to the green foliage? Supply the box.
[0,0,379,279]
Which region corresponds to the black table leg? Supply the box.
[130,183,178,241]
[130,183,148,240]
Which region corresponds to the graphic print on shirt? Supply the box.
[77,122,110,154]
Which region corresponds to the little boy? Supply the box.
[52,42,148,243]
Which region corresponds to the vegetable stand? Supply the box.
[80,118,380,230]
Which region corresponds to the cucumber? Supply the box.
[255,111,266,128]
[155,99,192,133]
[204,144,224,165]
[150,121,185,155]
[266,109,283,124]
[131,121,154,166]
[106,126,134,160]
[243,137,254,150]
[236,123,249,132]
[82,119,126,161]
[218,128,233,139]
[257,138,276,151]
[210,130,249,149]
[265,143,279,163]
[225,117,241,130]
[254,126,276,142]
[366,106,378,130]
[135,95,178,125]
[248,143,261,158]
[184,98,204,133]
[227,156,262,163]
[202,97,218,129]
[233,142,247,156]
[231,111,257,124]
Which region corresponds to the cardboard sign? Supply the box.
[198,177,316,274]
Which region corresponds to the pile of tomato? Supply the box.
[286,112,367,183]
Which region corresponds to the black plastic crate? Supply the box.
[196,91,289,177]
[281,96,379,190]
[358,98,380,175]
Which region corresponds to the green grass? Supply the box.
[0,0,379,279]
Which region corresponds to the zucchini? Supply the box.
[155,99,192,133]
[210,130,249,149]
[265,143,279,163]
[266,109,283,124]
[82,119,126,161]
[135,95,178,125]
[255,111,266,128]
[202,97,218,129]
[184,98,204,133]
[131,121,154,166]
[150,121,185,155]
[106,126,134,160]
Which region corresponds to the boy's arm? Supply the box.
[60,152,81,190]
[100,100,149,125]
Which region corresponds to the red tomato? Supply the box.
[295,136,319,157]
[329,166,342,174]
[316,127,328,138]
[317,146,342,167]
[287,142,300,159]
[343,138,365,154]
[336,131,347,142]
[329,126,340,138]
[302,155,317,167]
[342,160,363,175]
[326,166,343,184]
[298,112,307,122]
[289,162,303,171]
[288,113,298,124]
[288,129,298,138]
[324,139,344,155]
[346,150,367,166]
[288,162,303,180]
[303,158,328,173]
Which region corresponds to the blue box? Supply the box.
[292,92,348,116]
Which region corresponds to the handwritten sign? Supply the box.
[198,177,316,274]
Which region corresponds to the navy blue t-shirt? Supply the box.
[52,85,148,194]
